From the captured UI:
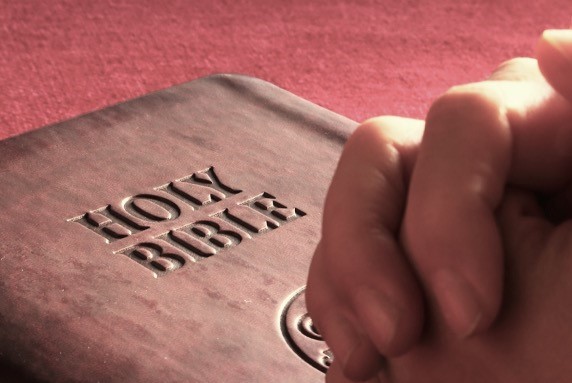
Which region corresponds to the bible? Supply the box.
[0,74,356,382]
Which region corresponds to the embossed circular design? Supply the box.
[280,286,333,372]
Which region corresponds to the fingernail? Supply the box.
[542,29,572,61]
[353,288,399,352]
[432,270,482,338]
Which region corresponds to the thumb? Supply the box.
[536,29,572,102]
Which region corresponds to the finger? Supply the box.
[507,85,572,192]
[402,53,572,338]
[495,188,554,323]
[488,56,572,200]
[307,117,425,378]
[484,55,572,192]
[502,29,572,191]
[402,86,511,338]
[323,117,425,356]
[487,57,545,82]
[325,360,383,383]
[307,243,385,381]
[536,29,572,103]
[496,187,553,262]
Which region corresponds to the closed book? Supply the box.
[0,74,356,382]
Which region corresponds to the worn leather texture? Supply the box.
[0,75,356,382]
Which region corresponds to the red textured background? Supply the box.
[1,0,570,140]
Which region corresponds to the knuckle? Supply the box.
[345,117,404,165]
[427,83,505,128]
[352,115,418,144]
[360,115,400,129]
[442,82,500,106]
[496,57,535,70]
[489,57,537,81]
[350,117,395,145]
[349,116,423,155]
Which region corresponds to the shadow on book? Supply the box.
[0,359,48,383]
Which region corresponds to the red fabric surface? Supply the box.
[1,0,570,140]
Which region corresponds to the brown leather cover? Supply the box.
[0,74,356,382]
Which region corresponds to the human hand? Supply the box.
[327,186,572,383]
[306,29,572,381]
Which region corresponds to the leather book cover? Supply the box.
[0,74,357,382]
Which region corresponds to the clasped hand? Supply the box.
[306,29,572,383]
